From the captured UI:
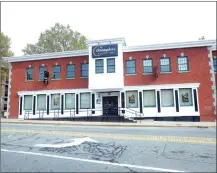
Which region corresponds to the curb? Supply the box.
[1,120,216,128]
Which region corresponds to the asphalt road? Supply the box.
[1,123,216,172]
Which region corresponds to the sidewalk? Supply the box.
[1,118,216,128]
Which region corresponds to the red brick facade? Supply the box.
[9,56,88,118]
[123,47,215,121]
[8,46,216,121]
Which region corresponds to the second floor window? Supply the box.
[66,64,75,78]
[213,58,217,72]
[95,59,104,74]
[143,59,153,73]
[39,66,47,81]
[126,60,136,75]
[26,68,33,81]
[52,65,61,79]
[81,63,88,77]
[107,58,115,73]
[178,56,189,72]
[160,58,171,73]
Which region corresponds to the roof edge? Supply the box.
[3,49,89,63]
[123,39,216,52]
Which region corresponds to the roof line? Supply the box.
[3,39,216,63]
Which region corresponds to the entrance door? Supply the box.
[103,96,118,115]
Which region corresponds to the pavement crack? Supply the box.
[4,133,38,144]
[124,166,139,173]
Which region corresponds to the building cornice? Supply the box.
[123,39,216,53]
[3,49,89,63]
[3,39,216,63]
[211,45,216,51]
[86,37,126,46]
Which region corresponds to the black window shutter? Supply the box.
[157,91,161,113]
[139,92,143,113]
[121,92,125,113]
[175,90,179,112]
[19,97,23,115]
[193,89,198,112]
[47,95,49,115]
[33,96,36,115]
[61,95,64,115]
[92,94,95,114]
[76,94,79,114]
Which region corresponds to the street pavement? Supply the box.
[1,123,216,172]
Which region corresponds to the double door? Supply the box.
[102,96,118,115]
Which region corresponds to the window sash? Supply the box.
[213,59,217,72]
[126,60,136,74]
[80,93,91,109]
[143,90,156,107]
[161,89,174,107]
[107,58,115,73]
[66,64,75,78]
[95,59,104,74]
[51,94,60,110]
[126,91,138,108]
[26,68,33,81]
[37,94,46,110]
[143,59,153,73]
[179,88,193,106]
[52,66,61,79]
[178,57,189,71]
[39,67,47,81]
[24,95,33,110]
[65,93,75,109]
[160,58,171,72]
[81,64,88,77]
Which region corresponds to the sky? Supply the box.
[1,2,216,56]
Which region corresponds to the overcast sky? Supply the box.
[1,2,216,56]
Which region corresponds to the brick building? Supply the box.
[3,38,217,122]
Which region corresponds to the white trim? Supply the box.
[6,63,12,114]
[86,37,126,46]
[17,83,200,96]
[123,83,200,90]
[208,47,216,115]
[3,50,89,63]
[123,40,216,53]
[211,45,216,51]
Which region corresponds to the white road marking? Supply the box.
[1,148,185,172]
[34,137,98,148]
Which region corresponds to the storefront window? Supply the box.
[37,94,46,110]
[65,93,75,109]
[179,88,193,106]
[24,95,33,110]
[51,94,60,110]
[126,91,138,108]
[161,89,174,107]
[143,90,156,107]
[80,93,91,109]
